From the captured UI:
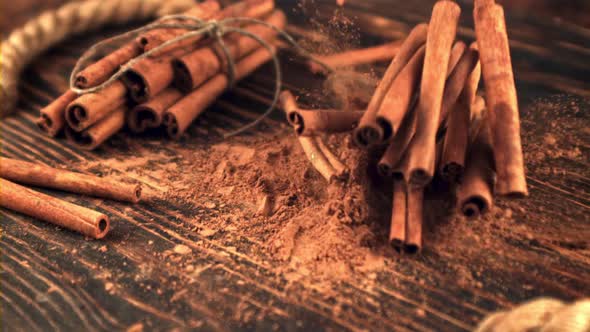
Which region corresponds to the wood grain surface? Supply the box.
[1,0,589,331]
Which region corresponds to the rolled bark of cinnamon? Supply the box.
[65,106,126,150]
[298,136,338,181]
[378,31,465,179]
[439,50,481,182]
[74,43,141,89]
[474,1,527,197]
[0,178,110,239]
[164,47,273,139]
[404,0,460,187]
[37,90,78,137]
[173,9,286,92]
[405,186,424,253]
[307,40,402,74]
[389,179,407,251]
[0,157,141,203]
[286,108,365,136]
[137,0,222,51]
[65,81,127,131]
[315,137,347,176]
[122,48,189,104]
[457,119,495,219]
[375,45,425,142]
[353,23,428,148]
[141,0,275,54]
[127,88,183,133]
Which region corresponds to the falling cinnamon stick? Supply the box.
[137,0,222,51]
[353,23,428,148]
[163,47,273,139]
[389,179,407,251]
[405,186,424,253]
[37,90,78,137]
[404,0,460,187]
[440,49,481,182]
[0,157,141,203]
[127,88,183,133]
[65,81,127,131]
[474,0,527,197]
[375,45,426,142]
[74,43,141,89]
[0,178,110,239]
[457,118,495,219]
[173,9,286,92]
[286,108,365,136]
[65,106,126,150]
[307,40,402,74]
[378,39,466,178]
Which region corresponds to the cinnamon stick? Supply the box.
[137,0,222,51]
[163,47,273,139]
[65,106,126,150]
[307,40,402,74]
[405,186,424,253]
[378,39,466,178]
[374,45,425,142]
[353,23,428,148]
[127,88,183,133]
[404,0,460,186]
[0,178,110,239]
[474,0,527,197]
[457,118,495,219]
[74,43,141,89]
[37,90,77,137]
[0,157,141,203]
[389,179,407,251]
[286,108,364,136]
[173,10,286,92]
[440,49,481,182]
[315,137,347,176]
[65,81,127,131]
[298,136,338,181]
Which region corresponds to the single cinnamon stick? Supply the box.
[308,40,402,74]
[163,47,273,139]
[122,48,189,104]
[405,186,424,253]
[0,178,110,239]
[0,157,141,203]
[378,38,465,178]
[389,179,407,251]
[74,43,141,89]
[474,1,527,197]
[404,0,461,187]
[37,90,78,137]
[375,45,425,142]
[127,88,183,133]
[173,10,286,92]
[65,81,127,132]
[353,23,428,148]
[440,50,481,182]
[65,106,126,150]
[137,0,222,51]
[315,137,347,176]
[141,0,275,53]
[287,108,365,136]
[457,119,495,219]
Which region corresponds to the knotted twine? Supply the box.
[0,0,197,117]
[69,14,333,138]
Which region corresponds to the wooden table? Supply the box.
[1,0,589,330]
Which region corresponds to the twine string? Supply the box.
[69,15,334,138]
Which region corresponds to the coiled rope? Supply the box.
[0,0,196,117]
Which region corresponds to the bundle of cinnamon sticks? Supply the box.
[37,0,283,148]
[281,0,527,253]
[0,157,142,239]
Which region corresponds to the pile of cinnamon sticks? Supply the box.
[0,157,142,239]
[37,0,283,149]
[281,0,527,253]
